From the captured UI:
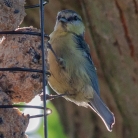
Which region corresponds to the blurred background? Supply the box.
[23,0,138,138]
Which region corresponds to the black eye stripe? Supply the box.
[67,16,81,21]
[67,17,74,21]
[57,15,81,21]
[74,16,78,20]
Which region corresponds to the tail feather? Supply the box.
[88,92,115,131]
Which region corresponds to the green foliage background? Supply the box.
[27,102,67,138]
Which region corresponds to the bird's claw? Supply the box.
[57,57,66,69]
[40,93,67,101]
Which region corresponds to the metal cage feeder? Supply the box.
[0,0,51,138]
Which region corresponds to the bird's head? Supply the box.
[54,10,85,36]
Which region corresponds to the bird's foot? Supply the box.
[40,92,76,101]
[40,93,67,101]
[57,57,66,69]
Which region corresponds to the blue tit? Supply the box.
[48,9,115,131]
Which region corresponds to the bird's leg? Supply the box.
[40,93,67,101]
[40,92,75,101]
[57,57,66,69]
[47,43,59,62]
[46,71,51,77]
[47,43,66,68]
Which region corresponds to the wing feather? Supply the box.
[74,34,100,96]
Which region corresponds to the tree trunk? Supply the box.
[24,0,138,138]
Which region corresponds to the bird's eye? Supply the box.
[74,15,78,21]
[67,18,71,21]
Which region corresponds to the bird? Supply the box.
[48,9,115,131]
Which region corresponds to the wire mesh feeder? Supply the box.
[0,0,52,138]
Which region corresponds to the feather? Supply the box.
[74,34,100,96]
[88,92,115,131]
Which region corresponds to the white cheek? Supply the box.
[72,22,85,34]
[54,21,59,30]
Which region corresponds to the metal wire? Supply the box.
[0,105,52,118]
[25,0,49,9]
[0,31,49,39]
[0,0,50,138]
[39,0,48,137]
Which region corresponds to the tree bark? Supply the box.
[24,0,138,138]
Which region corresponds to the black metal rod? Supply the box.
[0,31,40,35]
[39,0,48,137]
[29,109,52,118]
[0,67,51,76]
[29,114,45,118]
[25,0,49,9]
[0,105,44,109]
[0,105,52,118]
[29,108,52,118]
[0,67,43,73]
[0,31,50,40]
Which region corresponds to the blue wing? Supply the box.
[74,34,100,96]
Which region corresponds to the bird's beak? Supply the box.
[58,17,68,23]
